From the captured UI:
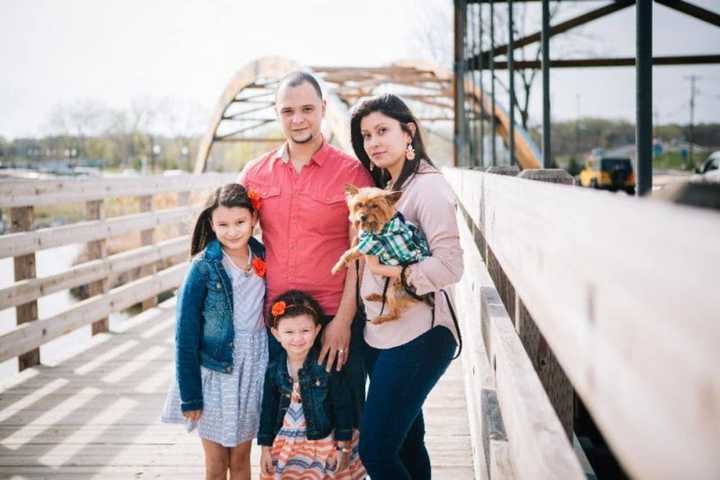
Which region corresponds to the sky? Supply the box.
[1,0,719,139]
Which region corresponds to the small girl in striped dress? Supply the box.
[258,290,366,480]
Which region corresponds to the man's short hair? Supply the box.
[276,71,323,100]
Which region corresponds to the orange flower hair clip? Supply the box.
[252,258,266,277]
[247,189,262,212]
[271,301,286,318]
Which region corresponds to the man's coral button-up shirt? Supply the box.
[238,141,373,316]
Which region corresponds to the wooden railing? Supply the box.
[0,173,237,369]
[445,167,720,479]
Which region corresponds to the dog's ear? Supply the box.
[385,190,402,205]
[345,184,360,196]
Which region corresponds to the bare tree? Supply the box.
[411,1,598,130]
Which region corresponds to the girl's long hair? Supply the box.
[190,183,255,257]
[350,93,435,190]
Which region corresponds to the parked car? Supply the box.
[579,156,636,194]
[696,151,719,174]
[691,151,720,184]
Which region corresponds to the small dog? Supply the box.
[331,184,430,324]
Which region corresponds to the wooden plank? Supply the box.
[0,263,187,363]
[489,440,516,479]
[457,210,581,479]
[481,269,584,479]
[0,172,237,208]
[86,200,109,335]
[177,191,191,236]
[0,237,189,309]
[0,206,197,259]
[0,293,475,480]
[445,167,720,479]
[10,206,40,370]
[511,169,575,440]
[139,195,158,310]
[456,212,495,480]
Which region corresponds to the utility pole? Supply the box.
[685,75,699,169]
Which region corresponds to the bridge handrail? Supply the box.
[0,172,237,208]
[0,262,187,363]
[0,236,188,309]
[0,173,236,370]
[0,206,197,259]
[444,167,720,479]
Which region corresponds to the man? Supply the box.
[238,71,373,425]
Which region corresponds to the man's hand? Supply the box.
[260,446,274,475]
[318,315,352,372]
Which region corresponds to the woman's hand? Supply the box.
[336,443,351,472]
[182,409,202,422]
[364,255,402,278]
[335,442,352,473]
[260,446,274,475]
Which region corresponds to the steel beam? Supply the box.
[542,0,551,168]
[636,0,653,196]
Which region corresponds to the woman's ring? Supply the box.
[338,349,345,354]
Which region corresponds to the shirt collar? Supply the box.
[270,136,329,168]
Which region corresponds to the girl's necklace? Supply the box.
[223,250,252,277]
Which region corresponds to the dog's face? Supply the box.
[345,184,402,234]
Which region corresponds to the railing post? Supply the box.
[11,206,40,370]
[139,194,158,310]
[86,199,109,335]
[177,191,191,236]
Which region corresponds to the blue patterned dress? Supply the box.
[161,252,268,447]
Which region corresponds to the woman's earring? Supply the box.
[406,144,416,161]
[369,162,375,172]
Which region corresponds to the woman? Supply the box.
[349,94,463,479]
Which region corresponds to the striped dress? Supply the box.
[161,252,268,447]
[261,382,366,480]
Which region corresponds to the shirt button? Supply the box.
[216,282,221,289]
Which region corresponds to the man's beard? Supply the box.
[290,131,314,144]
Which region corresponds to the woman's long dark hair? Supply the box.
[190,183,255,256]
[350,94,435,190]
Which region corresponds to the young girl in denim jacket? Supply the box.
[161,183,267,480]
[259,290,366,480]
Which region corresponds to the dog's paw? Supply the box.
[370,314,398,325]
[364,293,383,302]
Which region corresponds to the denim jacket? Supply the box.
[257,345,353,445]
[175,238,265,412]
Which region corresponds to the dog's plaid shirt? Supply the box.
[357,212,431,266]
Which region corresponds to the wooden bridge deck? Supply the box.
[0,298,474,479]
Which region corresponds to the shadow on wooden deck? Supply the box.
[0,299,474,479]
